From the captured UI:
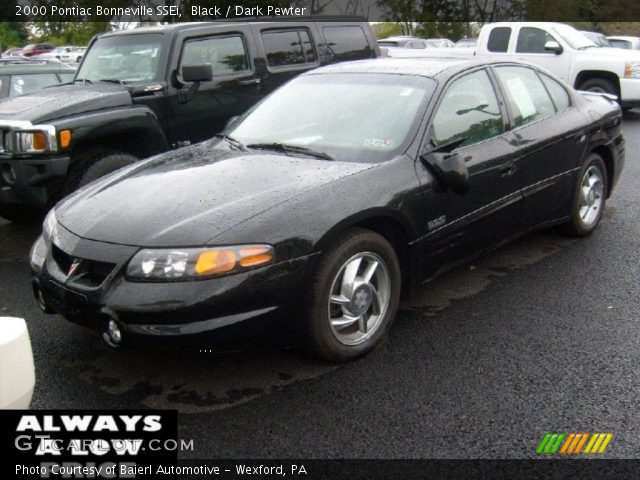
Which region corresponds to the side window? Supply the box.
[431,69,504,148]
[261,29,316,67]
[322,26,371,61]
[516,27,556,54]
[9,74,60,98]
[180,35,249,76]
[487,27,511,53]
[495,66,556,126]
[408,41,426,49]
[539,73,571,111]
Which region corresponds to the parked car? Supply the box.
[387,22,640,109]
[2,47,23,57]
[0,59,76,99]
[607,36,640,50]
[39,46,86,63]
[426,38,455,48]
[580,31,611,47]
[0,317,35,409]
[378,36,431,49]
[0,18,379,223]
[455,37,477,48]
[30,58,624,361]
[22,43,56,57]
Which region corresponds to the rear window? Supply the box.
[609,39,631,49]
[488,27,511,53]
[261,29,316,67]
[322,26,372,61]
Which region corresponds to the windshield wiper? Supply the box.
[247,143,335,161]
[73,78,92,84]
[213,134,248,152]
[98,79,126,84]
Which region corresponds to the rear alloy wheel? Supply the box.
[306,229,401,362]
[561,153,608,237]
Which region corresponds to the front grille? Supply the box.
[51,243,116,288]
[0,130,5,153]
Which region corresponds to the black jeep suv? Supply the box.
[0,18,378,223]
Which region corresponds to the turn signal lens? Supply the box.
[238,245,273,267]
[59,130,72,148]
[32,132,47,151]
[195,250,237,275]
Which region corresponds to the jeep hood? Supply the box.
[56,144,373,247]
[0,84,132,123]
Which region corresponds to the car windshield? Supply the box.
[552,25,596,50]
[76,33,163,83]
[227,73,435,163]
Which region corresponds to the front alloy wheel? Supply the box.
[306,229,401,362]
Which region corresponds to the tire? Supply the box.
[305,228,401,362]
[0,204,43,224]
[578,78,617,96]
[64,150,138,194]
[561,153,608,237]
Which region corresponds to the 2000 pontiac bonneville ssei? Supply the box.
[30,58,624,361]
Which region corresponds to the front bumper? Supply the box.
[31,224,318,342]
[0,155,71,207]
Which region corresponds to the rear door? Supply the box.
[416,67,523,277]
[166,25,263,147]
[492,65,586,229]
[252,23,321,95]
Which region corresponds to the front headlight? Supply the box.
[13,131,49,153]
[624,61,640,79]
[42,209,57,241]
[126,244,275,281]
[30,235,47,273]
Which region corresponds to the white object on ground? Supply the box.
[0,317,35,409]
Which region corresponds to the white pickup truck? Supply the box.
[387,22,640,108]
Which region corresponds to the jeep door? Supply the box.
[166,25,263,147]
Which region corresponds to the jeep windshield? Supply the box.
[76,33,163,83]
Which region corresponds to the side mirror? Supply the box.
[544,40,563,55]
[225,115,240,130]
[420,151,470,194]
[181,64,213,83]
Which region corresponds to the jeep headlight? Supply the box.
[624,61,640,79]
[126,245,275,281]
[14,131,49,153]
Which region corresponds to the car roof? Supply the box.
[307,57,506,79]
[100,17,367,36]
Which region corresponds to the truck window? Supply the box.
[431,69,503,148]
[487,27,511,53]
[181,35,249,75]
[516,27,557,54]
[322,26,371,61]
[539,73,571,111]
[261,29,316,67]
[608,39,631,49]
[494,66,556,126]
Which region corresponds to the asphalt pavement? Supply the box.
[1,112,639,459]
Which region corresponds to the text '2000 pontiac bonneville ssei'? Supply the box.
[29,58,624,362]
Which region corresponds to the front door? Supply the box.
[166,26,264,147]
[415,68,523,278]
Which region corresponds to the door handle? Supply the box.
[499,162,517,177]
[237,78,261,86]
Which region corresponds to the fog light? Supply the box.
[107,319,122,344]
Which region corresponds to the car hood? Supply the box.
[579,46,640,60]
[56,144,374,247]
[0,84,132,123]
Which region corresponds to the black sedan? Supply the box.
[30,58,624,361]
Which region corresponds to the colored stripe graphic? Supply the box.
[538,433,613,455]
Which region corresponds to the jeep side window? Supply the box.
[487,27,511,53]
[262,29,316,67]
[180,35,249,76]
[322,26,372,61]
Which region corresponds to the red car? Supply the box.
[21,43,55,57]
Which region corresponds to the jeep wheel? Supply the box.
[65,150,138,194]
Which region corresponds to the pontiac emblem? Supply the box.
[67,259,81,277]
